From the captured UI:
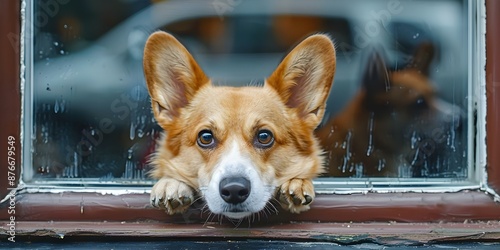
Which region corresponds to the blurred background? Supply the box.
[29,0,469,184]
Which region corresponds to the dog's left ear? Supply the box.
[266,34,336,128]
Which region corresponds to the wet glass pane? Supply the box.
[26,0,471,185]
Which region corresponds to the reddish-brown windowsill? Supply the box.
[3,192,500,243]
[1,191,498,223]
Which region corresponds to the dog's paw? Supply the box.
[150,178,194,215]
[277,178,315,213]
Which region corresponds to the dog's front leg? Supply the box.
[277,178,315,213]
[150,177,195,214]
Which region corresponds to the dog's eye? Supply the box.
[255,130,274,148]
[412,97,428,111]
[197,130,215,148]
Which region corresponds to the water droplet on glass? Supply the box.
[355,163,363,177]
[59,50,65,55]
[341,132,352,173]
[413,33,420,39]
[378,159,386,172]
[72,151,79,178]
[449,126,456,151]
[60,99,66,113]
[54,99,59,113]
[41,124,49,143]
[130,122,136,140]
[366,113,374,156]
[54,41,59,46]
[124,160,133,179]
[411,131,418,149]
[410,147,421,167]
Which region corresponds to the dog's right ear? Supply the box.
[266,34,336,129]
[362,50,390,93]
[407,41,435,76]
[143,31,209,125]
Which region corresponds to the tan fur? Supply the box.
[143,31,335,216]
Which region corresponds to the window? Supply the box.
[27,0,471,186]
[1,0,500,244]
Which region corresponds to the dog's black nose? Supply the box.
[219,177,251,204]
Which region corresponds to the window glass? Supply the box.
[26,0,471,187]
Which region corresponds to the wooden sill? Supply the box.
[2,221,500,245]
[1,191,498,223]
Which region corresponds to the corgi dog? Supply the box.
[143,31,335,219]
[317,42,463,177]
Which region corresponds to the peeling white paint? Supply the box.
[473,0,497,199]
